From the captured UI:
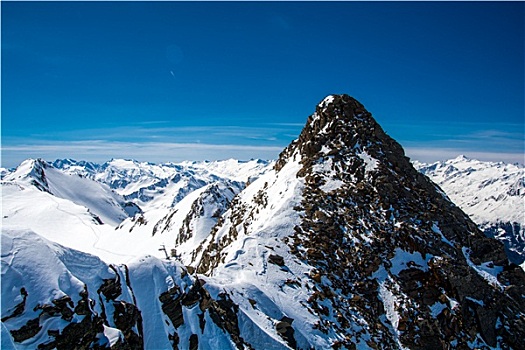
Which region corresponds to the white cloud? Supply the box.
[1,140,284,168]
[16,124,303,145]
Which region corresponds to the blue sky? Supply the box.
[2,1,524,167]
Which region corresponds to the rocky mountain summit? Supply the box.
[2,94,525,349]
[194,94,525,349]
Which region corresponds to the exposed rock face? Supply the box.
[4,275,143,349]
[159,286,185,329]
[275,316,296,349]
[205,292,247,349]
[8,288,106,348]
[1,288,27,322]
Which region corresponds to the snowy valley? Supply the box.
[2,95,525,349]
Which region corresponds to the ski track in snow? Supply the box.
[46,194,135,261]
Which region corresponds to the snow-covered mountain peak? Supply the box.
[5,158,50,192]
[453,154,470,162]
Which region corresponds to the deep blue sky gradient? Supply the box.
[2,1,524,167]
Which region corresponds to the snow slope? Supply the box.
[194,154,334,349]
[2,183,134,263]
[104,180,242,264]
[1,228,122,349]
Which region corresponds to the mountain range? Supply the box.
[414,157,524,266]
[2,94,524,349]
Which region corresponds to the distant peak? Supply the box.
[453,155,471,162]
[21,157,47,166]
[7,158,51,192]
[19,158,49,173]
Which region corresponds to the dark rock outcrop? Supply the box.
[113,301,143,348]
[275,316,296,349]
[1,287,28,322]
[159,286,185,328]
[10,317,41,343]
[206,292,247,349]
[268,254,285,266]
